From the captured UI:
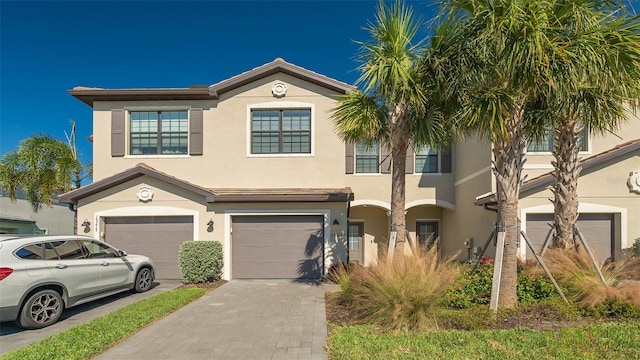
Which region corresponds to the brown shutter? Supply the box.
[345,141,354,174]
[111,109,125,157]
[441,145,452,173]
[380,144,391,174]
[405,145,414,174]
[189,108,203,156]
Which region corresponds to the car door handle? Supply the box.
[101,261,109,266]
[55,264,67,269]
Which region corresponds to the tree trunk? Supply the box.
[389,101,409,262]
[551,119,582,249]
[492,111,525,309]
[391,137,408,261]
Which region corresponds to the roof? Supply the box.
[69,58,355,106]
[474,138,640,206]
[58,163,354,204]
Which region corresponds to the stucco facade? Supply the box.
[60,58,640,280]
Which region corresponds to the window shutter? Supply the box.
[345,141,354,174]
[441,145,452,173]
[111,109,125,157]
[381,144,391,174]
[405,145,414,174]
[189,108,203,156]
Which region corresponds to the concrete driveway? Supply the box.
[0,280,181,355]
[94,280,331,360]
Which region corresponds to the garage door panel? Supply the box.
[525,213,613,262]
[232,215,323,279]
[104,216,193,279]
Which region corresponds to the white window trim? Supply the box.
[354,141,381,174]
[525,131,592,156]
[413,147,442,174]
[246,101,315,158]
[223,209,331,281]
[124,106,192,157]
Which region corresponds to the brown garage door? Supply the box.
[232,215,324,279]
[525,213,613,262]
[104,216,193,279]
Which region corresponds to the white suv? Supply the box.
[0,235,155,329]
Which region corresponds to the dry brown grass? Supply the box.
[541,248,640,307]
[333,245,459,331]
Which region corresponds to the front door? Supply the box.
[348,223,364,263]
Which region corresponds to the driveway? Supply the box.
[0,280,181,355]
[94,280,332,360]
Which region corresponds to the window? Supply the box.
[527,127,588,153]
[130,111,188,155]
[355,141,379,173]
[415,145,439,173]
[251,109,311,154]
[15,243,44,259]
[417,221,439,249]
[80,240,119,258]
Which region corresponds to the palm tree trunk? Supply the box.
[391,137,408,261]
[389,101,409,262]
[492,111,525,309]
[552,119,582,249]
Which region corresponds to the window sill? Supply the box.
[247,153,314,158]
[124,155,191,159]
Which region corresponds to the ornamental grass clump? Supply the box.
[542,248,640,308]
[336,245,459,331]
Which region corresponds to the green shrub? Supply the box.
[442,257,556,309]
[178,241,223,283]
[628,237,640,258]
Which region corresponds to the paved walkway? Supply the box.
[94,280,331,360]
[0,280,182,355]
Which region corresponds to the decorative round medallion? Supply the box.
[272,82,287,97]
[629,171,640,194]
[137,186,154,202]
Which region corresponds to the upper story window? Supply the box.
[415,146,439,173]
[355,141,380,173]
[527,127,588,153]
[130,111,188,155]
[251,109,311,154]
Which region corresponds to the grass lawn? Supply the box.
[327,321,640,360]
[0,286,210,360]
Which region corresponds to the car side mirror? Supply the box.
[118,250,127,257]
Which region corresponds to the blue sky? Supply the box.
[1,0,638,174]
[0,0,438,170]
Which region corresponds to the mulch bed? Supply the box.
[325,290,613,331]
[179,280,227,290]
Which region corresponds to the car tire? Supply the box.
[17,289,63,329]
[134,268,152,292]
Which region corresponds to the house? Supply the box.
[59,58,640,280]
[0,188,74,235]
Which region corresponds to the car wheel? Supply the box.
[135,268,152,292]
[17,289,63,329]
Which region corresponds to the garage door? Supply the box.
[104,216,193,279]
[525,213,613,262]
[232,215,324,279]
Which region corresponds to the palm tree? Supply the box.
[0,125,90,234]
[437,0,584,308]
[528,2,640,249]
[332,0,451,260]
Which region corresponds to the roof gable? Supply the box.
[208,58,355,97]
[69,58,354,106]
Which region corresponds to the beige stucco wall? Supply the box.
[91,74,348,189]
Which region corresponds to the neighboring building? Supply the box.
[0,189,74,235]
[59,58,640,280]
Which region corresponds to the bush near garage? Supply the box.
[178,241,223,283]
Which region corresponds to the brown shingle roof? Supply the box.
[58,163,354,204]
